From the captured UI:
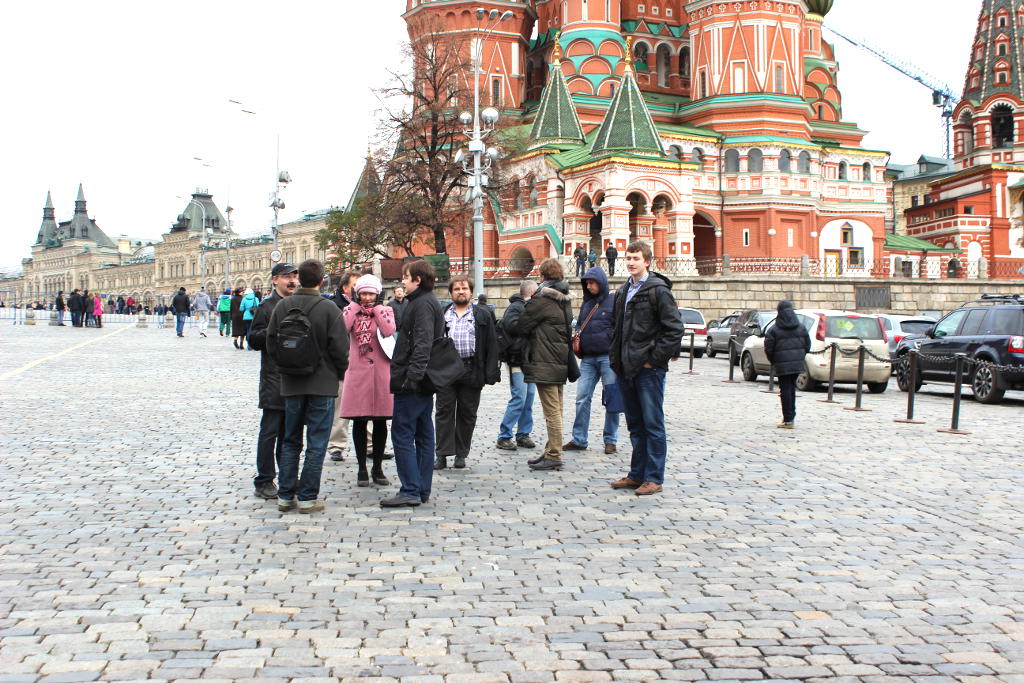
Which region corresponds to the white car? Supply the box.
[678,307,707,358]
[740,309,892,392]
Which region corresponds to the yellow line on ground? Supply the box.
[0,325,133,380]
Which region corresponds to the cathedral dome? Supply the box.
[806,0,834,16]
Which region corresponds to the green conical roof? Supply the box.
[806,0,833,16]
[529,58,585,146]
[590,59,663,157]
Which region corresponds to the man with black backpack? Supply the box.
[495,280,538,452]
[267,259,349,514]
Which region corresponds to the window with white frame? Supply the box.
[743,229,750,247]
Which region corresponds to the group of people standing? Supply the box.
[572,243,619,278]
[242,239,684,513]
[54,289,105,328]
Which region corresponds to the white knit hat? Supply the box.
[354,274,382,296]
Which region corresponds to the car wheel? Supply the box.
[692,349,704,359]
[895,354,923,392]
[867,381,888,394]
[795,371,819,392]
[741,353,758,382]
[971,362,1005,405]
[705,338,717,358]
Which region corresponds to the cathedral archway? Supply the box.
[627,192,647,242]
[693,211,718,263]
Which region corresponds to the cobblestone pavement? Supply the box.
[1,323,1023,683]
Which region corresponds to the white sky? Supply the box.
[1,0,979,273]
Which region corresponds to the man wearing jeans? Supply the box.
[563,266,620,455]
[496,280,537,452]
[382,259,445,507]
[172,287,190,337]
[193,287,212,338]
[609,241,683,496]
[267,259,349,514]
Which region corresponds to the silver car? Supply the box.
[705,314,738,357]
[873,313,936,356]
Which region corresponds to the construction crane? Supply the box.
[825,25,960,158]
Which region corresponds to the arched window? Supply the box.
[691,147,705,167]
[529,185,539,207]
[680,47,690,77]
[700,71,707,99]
[862,162,872,182]
[779,149,792,172]
[667,145,683,160]
[747,148,764,172]
[634,41,649,66]
[962,112,975,153]
[817,104,824,120]
[656,44,671,87]
[998,42,1008,56]
[725,149,739,173]
[992,103,1015,148]
[798,151,811,173]
[838,161,848,180]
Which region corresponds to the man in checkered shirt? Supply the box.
[434,274,500,470]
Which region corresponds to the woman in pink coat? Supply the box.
[92,294,104,328]
[339,274,396,487]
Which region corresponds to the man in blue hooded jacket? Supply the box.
[563,266,621,454]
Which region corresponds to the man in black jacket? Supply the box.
[573,244,588,278]
[172,287,190,337]
[383,259,445,507]
[387,285,408,328]
[68,289,83,327]
[609,240,683,496]
[605,244,618,277]
[247,262,299,500]
[267,259,349,514]
[496,280,538,451]
[55,291,66,326]
[764,300,811,429]
[434,275,500,470]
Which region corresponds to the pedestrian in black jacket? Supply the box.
[433,275,500,471]
[172,287,190,337]
[267,259,349,514]
[764,300,811,429]
[495,281,538,452]
[605,244,618,277]
[55,291,66,326]
[383,259,445,508]
[67,289,83,327]
[609,240,684,496]
[247,262,299,500]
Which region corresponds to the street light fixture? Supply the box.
[456,7,513,295]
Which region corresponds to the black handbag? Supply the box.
[424,336,463,390]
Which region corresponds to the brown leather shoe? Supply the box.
[604,443,617,454]
[610,477,642,489]
[635,482,663,496]
[563,441,587,451]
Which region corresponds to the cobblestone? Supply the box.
[1,325,1023,680]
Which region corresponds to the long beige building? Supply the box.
[2,187,333,306]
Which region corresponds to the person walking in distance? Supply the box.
[609,241,684,496]
[267,259,349,514]
[495,280,538,452]
[339,274,396,487]
[387,285,408,329]
[239,288,258,347]
[764,300,810,429]
[382,259,445,507]
[513,258,575,471]
[563,266,621,455]
[172,287,190,337]
[605,243,618,278]
[230,287,245,349]
[327,270,360,462]
[193,287,213,338]
[247,262,300,500]
[68,289,83,327]
[573,244,588,278]
[434,275,500,470]
[55,291,66,326]
[217,288,232,336]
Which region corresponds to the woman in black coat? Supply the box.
[764,300,811,429]
[230,288,245,350]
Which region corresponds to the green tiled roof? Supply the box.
[590,64,663,157]
[885,234,961,253]
[530,60,585,146]
[963,0,1020,103]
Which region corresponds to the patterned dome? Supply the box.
[806,0,834,16]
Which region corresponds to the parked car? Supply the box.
[873,313,937,356]
[740,309,892,392]
[729,309,776,363]
[705,314,738,357]
[677,307,707,358]
[894,294,1024,404]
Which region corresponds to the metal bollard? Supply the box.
[136,313,148,329]
[722,337,740,383]
[761,366,777,393]
[938,353,971,435]
[683,332,699,375]
[894,350,925,424]
[844,345,871,411]
[24,309,36,326]
[818,344,839,404]
[49,310,59,326]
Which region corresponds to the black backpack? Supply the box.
[496,317,527,365]
[276,298,328,376]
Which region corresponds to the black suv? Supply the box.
[727,309,776,363]
[894,294,1024,404]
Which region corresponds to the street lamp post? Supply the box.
[225,205,233,290]
[458,7,513,295]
